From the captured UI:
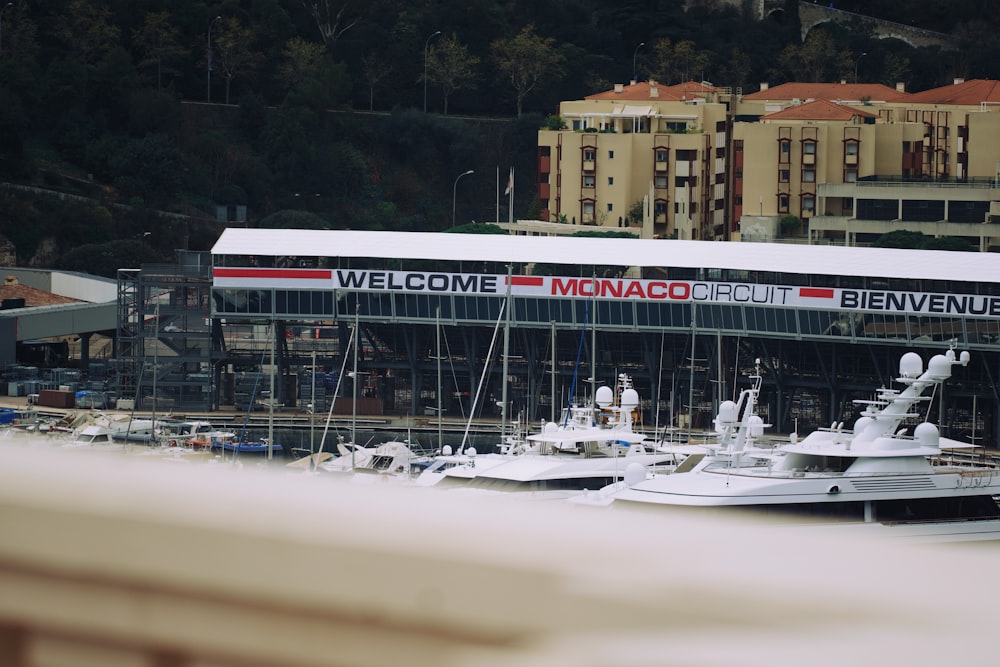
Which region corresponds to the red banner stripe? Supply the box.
[508,276,544,286]
[799,287,834,298]
[214,268,332,279]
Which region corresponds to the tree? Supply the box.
[299,0,361,48]
[360,53,393,111]
[650,39,710,85]
[54,1,120,66]
[278,37,326,89]
[214,18,259,105]
[777,31,852,82]
[425,34,479,115]
[492,25,564,117]
[132,11,186,91]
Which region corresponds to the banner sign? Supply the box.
[213,268,1000,318]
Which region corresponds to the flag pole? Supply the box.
[508,167,514,224]
[496,165,500,225]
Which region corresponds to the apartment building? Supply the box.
[537,78,1000,250]
[536,81,730,240]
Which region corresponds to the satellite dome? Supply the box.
[899,352,922,378]
[595,385,614,407]
[620,387,639,409]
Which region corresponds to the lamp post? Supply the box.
[632,42,645,83]
[0,3,13,62]
[207,15,221,103]
[424,30,441,113]
[452,169,474,227]
[854,52,867,84]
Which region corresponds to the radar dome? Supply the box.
[899,352,923,378]
[624,462,647,487]
[852,416,873,435]
[748,415,764,437]
[914,422,940,447]
[441,445,452,456]
[595,385,614,407]
[620,388,639,409]
[928,354,953,378]
[465,447,477,456]
[716,400,737,423]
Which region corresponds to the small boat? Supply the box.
[581,347,1000,542]
[158,420,236,449]
[211,437,281,455]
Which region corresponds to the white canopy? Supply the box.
[211,228,1000,283]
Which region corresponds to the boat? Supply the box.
[60,422,120,450]
[581,347,1000,541]
[422,374,682,499]
[158,420,237,449]
[211,437,281,456]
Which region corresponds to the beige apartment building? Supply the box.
[536,78,1000,250]
[536,81,731,240]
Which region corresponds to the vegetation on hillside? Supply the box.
[0,0,996,272]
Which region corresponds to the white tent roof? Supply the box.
[211,228,1000,283]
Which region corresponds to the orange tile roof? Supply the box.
[761,98,877,121]
[744,81,904,102]
[901,79,1000,105]
[585,80,718,102]
[0,282,80,308]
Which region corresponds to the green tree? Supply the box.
[278,37,326,90]
[360,53,393,111]
[132,11,187,91]
[214,17,259,105]
[54,1,120,66]
[777,31,852,83]
[110,134,186,205]
[492,25,564,117]
[58,240,165,278]
[299,0,362,48]
[425,34,479,115]
[650,39,711,85]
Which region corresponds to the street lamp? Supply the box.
[424,30,441,113]
[854,52,867,84]
[632,42,645,83]
[0,3,13,62]
[452,170,474,227]
[207,15,221,103]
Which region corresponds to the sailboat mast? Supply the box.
[268,320,275,461]
[501,265,512,439]
[436,306,443,451]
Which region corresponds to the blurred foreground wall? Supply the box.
[0,443,997,667]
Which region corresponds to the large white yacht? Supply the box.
[575,348,1000,541]
[422,374,681,498]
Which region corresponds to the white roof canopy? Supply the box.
[211,228,1000,283]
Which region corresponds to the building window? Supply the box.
[583,174,595,188]
[734,140,744,151]
[734,195,743,206]
[572,120,582,131]
[607,177,614,186]
[778,194,789,213]
[654,175,668,189]
[779,139,791,163]
[655,149,668,162]
[803,169,815,183]
[802,194,815,213]
[845,141,859,156]
[654,202,667,215]
[845,169,857,182]
[582,201,595,222]
[583,149,596,161]
[608,150,615,159]
[779,169,789,183]
[734,168,743,179]
[803,142,816,156]
[607,203,613,212]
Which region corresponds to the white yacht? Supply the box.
[425,374,681,499]
[579,348,1000,541]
